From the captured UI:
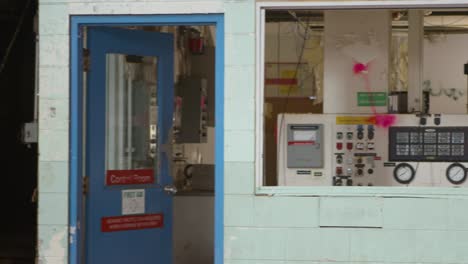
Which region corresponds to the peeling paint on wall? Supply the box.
[69,225,76,244]
[43,229,66,261]
[49,107,56,118]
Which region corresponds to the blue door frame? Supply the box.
[70,14,224,264]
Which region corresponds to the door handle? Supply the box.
[163,185,178,195]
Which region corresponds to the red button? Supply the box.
[336,167,343,175]
[347,142,353,150]
[336,142,343,150]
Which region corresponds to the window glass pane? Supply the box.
[261,8,468,188]
[106,54,158,172]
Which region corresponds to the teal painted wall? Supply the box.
[222,2,468,263]
[38,0,468,263]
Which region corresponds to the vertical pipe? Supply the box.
[33,14,39,121]
[408,10,424,113]
[106,55,116,169]
[127,65,133,169]
[117,56,125,169]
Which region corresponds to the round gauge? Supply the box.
[446,163,467,185]
[393,163,415,184]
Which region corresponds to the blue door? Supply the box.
[85,27,174,263]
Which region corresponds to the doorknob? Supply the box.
[163,185,178,195]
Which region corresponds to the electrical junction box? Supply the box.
[175,77,208,144]
[22,122,38,144]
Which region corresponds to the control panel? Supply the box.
[277,113,468,187]
[333,122,379,186]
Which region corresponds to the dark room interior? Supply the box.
[0,0,38,262]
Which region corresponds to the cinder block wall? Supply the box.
[38,0,468,263]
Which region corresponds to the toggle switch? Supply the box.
[356,142,364,150]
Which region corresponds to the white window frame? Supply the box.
[255,0,468,196]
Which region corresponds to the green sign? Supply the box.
[357,92,387,106]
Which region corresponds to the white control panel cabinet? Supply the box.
[277,114,468,187]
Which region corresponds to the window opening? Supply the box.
[259,8,468,188]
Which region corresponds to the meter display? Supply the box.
[293,129,317,141]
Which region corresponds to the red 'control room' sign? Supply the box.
[106,169,154,186]
[101,213,163,232]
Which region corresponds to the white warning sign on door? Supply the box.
[122,189,145,215]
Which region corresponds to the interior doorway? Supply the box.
[70,15,224,264]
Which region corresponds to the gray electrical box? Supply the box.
[176,77,208,143]
[287,124,324,168]
[190,47,215,127]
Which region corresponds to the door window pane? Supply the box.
[105,54,158,171]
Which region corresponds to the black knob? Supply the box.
[333,177,343,186]
[357,131,364,140]
[336,155,343,164]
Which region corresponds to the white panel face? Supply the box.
[277,113,468,187]
[277,114,332,186]
[323,10,390,114]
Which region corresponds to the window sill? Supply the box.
[256,186,468,198]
